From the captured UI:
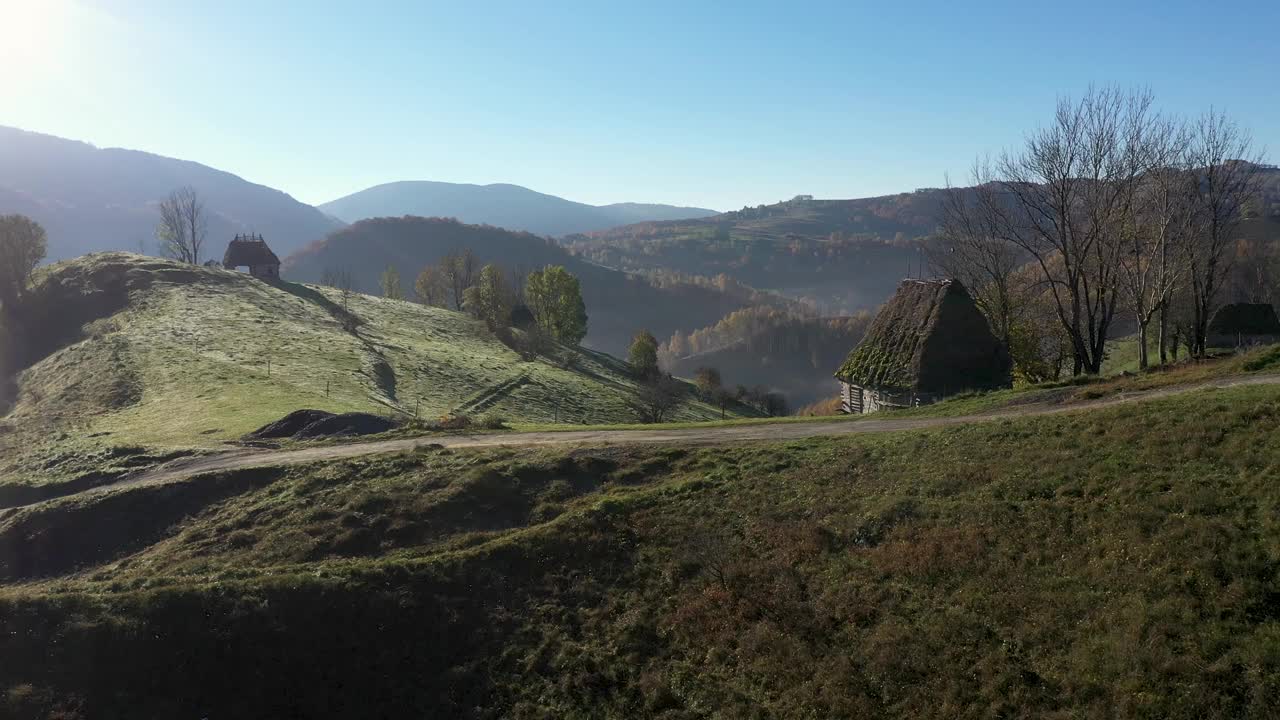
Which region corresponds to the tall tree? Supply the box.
[628,329,660,378]
[415,264,448,307]
[626,375,684,424]
[929,172,1025,350]
[525,265,588,345]
[1117,119,1196,369]
[321,268,357,310]
[975,87,1163,374]
[462,264,513,329]
[380,265,403,300]
[1184,109,1264,356]
[156,186,207,264]
[0,215,47,312]
[440,249,479,310]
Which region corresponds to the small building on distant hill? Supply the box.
[222,234,281,280]
[834,278,1011,413]
[1208,303,1280,348]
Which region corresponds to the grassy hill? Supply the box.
[1,377,1278,717]
[0,253,748,485]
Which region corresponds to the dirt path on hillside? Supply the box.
[42,373,1280,504]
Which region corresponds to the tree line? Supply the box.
[929,87,1266,377]
[346,250,588,346]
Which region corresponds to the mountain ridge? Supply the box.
[0,125,345,262]
[319,179,718,236]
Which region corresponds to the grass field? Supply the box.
[1,380,1278,717]
[0,253,748,486]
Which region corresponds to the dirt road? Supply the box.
[102,373,1279,496]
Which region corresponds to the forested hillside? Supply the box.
[283,216,790,356]
[661,307,872,409]
[563,192,937,312]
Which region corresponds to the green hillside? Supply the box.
[1,381,1278,717]
[0,253,747,484]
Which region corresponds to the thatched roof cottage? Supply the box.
[222,234,281,280]
[835,279,1011,413]
[1208,303,1280,348]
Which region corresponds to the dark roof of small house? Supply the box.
[835,278,1011,394]
[1208,303,1280,336]
[222,234,281,268]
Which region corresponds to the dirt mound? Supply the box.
[245,410,401,440]
[245,409,336,439]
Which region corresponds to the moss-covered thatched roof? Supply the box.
[1208,303,1280,336]
[835,279,1011,394]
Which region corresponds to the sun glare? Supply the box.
[0,0,72,68]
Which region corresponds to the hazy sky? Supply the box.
[5,0,1277,210]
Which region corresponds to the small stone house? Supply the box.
[1207,303,1280,348]
[222,234,281,280]
[835,278,1011,414]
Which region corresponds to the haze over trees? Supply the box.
[934,87,1263,375]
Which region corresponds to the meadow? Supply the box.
[1,381,1278,717]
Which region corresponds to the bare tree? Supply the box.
[627,375,685,423]
[440,249,478,310]
[156,186,208,264]
[1183,109,1264,356]
[975,87,1162,374]
[320,268,356,310]
[928,168,1026,349]
[1117,119,1196,369]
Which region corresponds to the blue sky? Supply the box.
[5,0,1277,210]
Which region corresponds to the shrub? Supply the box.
[478,414,508,430]
[1243,345,1280,372]
[435,414,473,430]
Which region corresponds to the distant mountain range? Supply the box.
[0,126,343,262]
[319,181,718,236]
